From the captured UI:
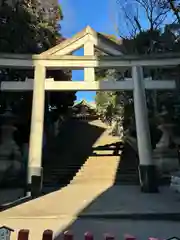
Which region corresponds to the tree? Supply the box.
[159,0,180,24]
[116,0,170,38]
[0,0,76,144]
[0,0,62,53]
[0,0,76,109]
[96,0,180,139]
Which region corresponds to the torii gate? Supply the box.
[0,26,178,195]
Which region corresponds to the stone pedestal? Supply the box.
[154,150,179,173]
[0,125,22,183]
[170,171,180,193]
[153,124,179,173]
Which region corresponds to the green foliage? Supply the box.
[0,0,76,133]
[0,1,60,53]
[95,0,180,137]
[95,24,180,130]
[95,92,116,114]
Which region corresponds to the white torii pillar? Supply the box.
[132,66,158,193]
[28,64,46,197]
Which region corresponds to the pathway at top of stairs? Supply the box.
[0,120,121,240]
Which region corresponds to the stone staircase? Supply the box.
[70,141,139,185]
[42,119,107,190]
[69,119,139,185]
[69,122,120,185]
[42,119,140,191]
[70,156,120,184]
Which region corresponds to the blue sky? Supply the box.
[59,0,118,102]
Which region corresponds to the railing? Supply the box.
[16,229,163,240]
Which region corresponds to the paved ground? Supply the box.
[1,186,180,218]
[0,120,119,239]
[1,185,180,240]
[1,120,180,239]
[55,219,180,240]
[2,218,180,240]
[80,185,180,216]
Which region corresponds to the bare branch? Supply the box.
[169,0,180,24]
[116,0,171,37]
[134,16,142,32]
[118,3,139,37]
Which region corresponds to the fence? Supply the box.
[16,229,163,240]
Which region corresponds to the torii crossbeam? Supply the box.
[0,78,176,91]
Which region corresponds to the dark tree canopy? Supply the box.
[0,0,76,146]
[0,0,76,119]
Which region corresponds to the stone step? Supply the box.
[71,173,138,180]
[44,176,139,186]
[43,174,74,181]
[44,168,138,179]
[71,177,139,182]
[46,168,137,174]
[43,164,83,168]
[71,179,138,184]
[79,169,139,174]
[44,173,138,182]
[71,179,115,184]
[71,176,139,181]
[72,171,138,178]
[117,176,138,180]
[75,171,117,177]
[82,163,119,168]
[44,169,138,175]
[77,165,138,171]
[43,168,80,174]
[75,169,138,175]
[85,160,138,168]
[71,177,139,184]
[43,165,138,172]
[84,157,119,162]
[77,165,119,171]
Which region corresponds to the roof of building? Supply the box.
[0,226,14,231]
[73,100,96,110]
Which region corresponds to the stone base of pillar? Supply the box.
[27,167,43,198]
[139,165,159,193]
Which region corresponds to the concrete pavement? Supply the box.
[55,219,180,240]
[1,120,180,239]
[79,185,180,220]
[1,184,180,239]
[0,120,120,239]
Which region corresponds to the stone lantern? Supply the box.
[153,107,179,174]
[0,109,22,184]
